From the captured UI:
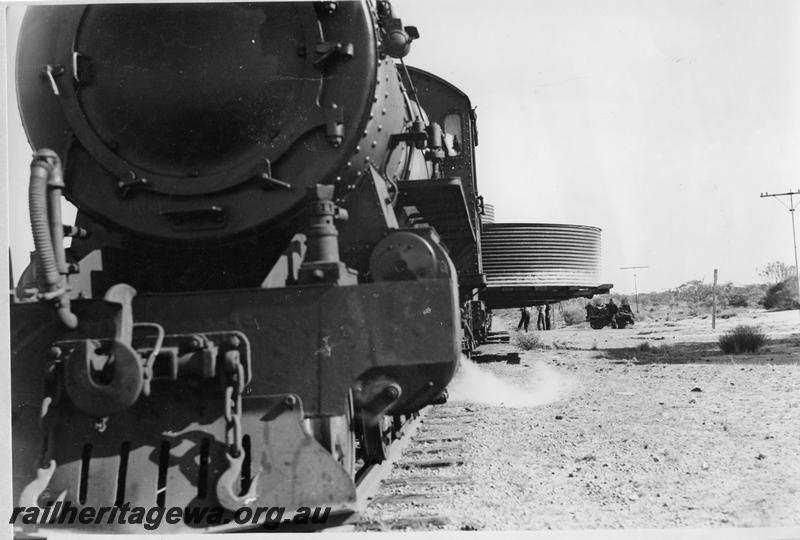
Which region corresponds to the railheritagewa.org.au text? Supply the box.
[10,501,332,530]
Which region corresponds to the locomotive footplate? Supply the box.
[10,277,459,533]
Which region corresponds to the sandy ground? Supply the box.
[360,308,800,531]
[543,307,800,351]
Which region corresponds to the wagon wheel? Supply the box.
[392,414,404,437]
[356,414,392,465]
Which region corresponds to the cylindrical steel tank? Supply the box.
[479,223,612,308]
[482,223,602,287]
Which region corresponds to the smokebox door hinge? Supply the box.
[313,41,354,68]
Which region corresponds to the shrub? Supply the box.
[718,325,767,354]
[726,293,749,307]
[515,332,544,350]
[562,306,586,326]
[761,277,799,311]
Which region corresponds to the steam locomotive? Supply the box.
[10,1,489,532]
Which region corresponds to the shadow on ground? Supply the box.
[598,336,800,365]
[471,352,521,364]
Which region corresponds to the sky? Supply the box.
[4,0,800,294]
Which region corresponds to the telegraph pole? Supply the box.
[760,190,800,307]
[619,265,649,313]
[712,268,718,329]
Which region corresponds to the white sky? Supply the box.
[396,0,800,293]
[4,1,800,294]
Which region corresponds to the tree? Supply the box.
[761,277,800,310]
[673,280,713,304]
[758,261,796,285]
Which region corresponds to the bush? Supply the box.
[726,293,749,307]
[718,325,767,354]
[761,277,799,310]
[561,306,586,326]
[515,332,544,350]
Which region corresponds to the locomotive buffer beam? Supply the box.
[10,276,460,532]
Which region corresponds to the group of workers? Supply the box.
[586,298,635,328]
[517,304,551,332]
[517,298,634,333]
[586,298,633,316]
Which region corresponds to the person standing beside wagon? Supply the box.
[536,305,545,331]
[518,306,531,332]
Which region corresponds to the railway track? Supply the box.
[484,330,511,344]
[347,403,478,531]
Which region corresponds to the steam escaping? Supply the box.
[447,356,573,408]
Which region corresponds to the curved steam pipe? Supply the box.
[28,149,77,329]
